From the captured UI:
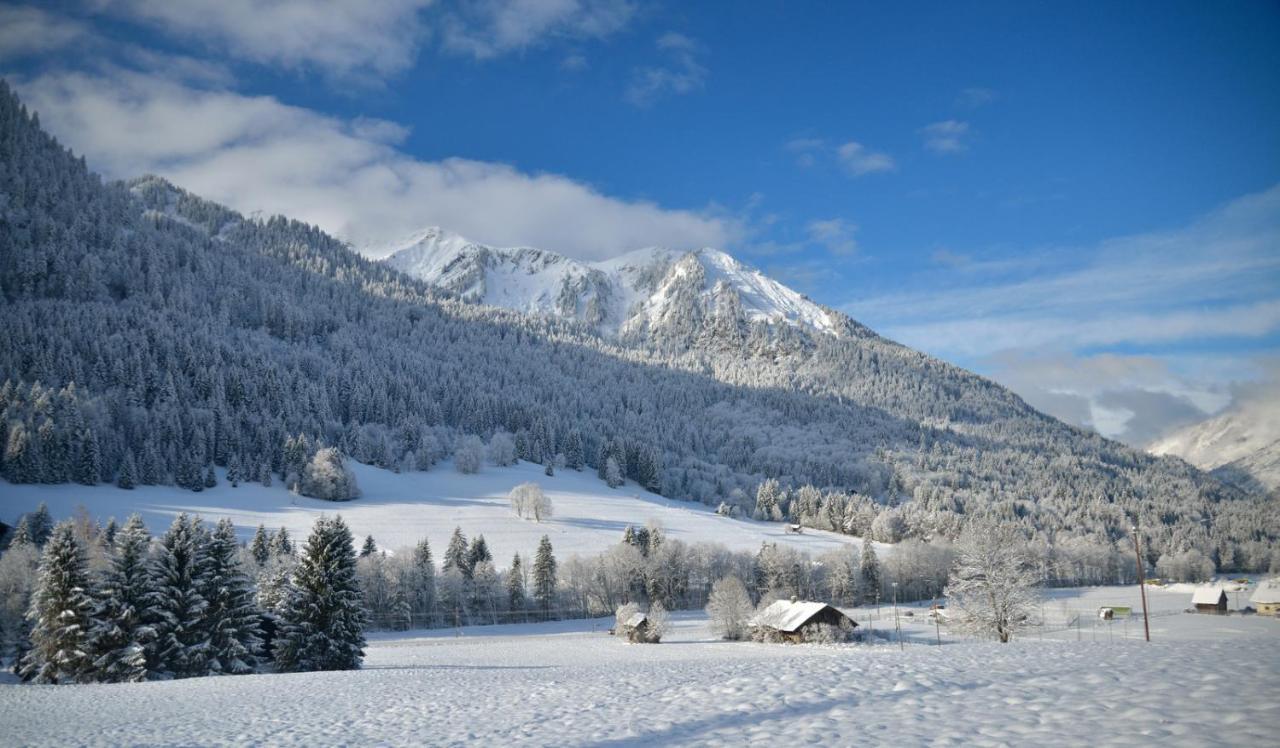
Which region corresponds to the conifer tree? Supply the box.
[116,450,138,490]
[360,535,377,558]
[410,538,436,627]
[274,515,367,672]
[532,535,557,620]
[859,542,881,604]
[201,519,262,674]
[203,465,217,489]
[250,525,271,566]
[19,522,95,683]
[506,553,525,621]
[443,527,470,578]
[148,514,210,678]
[76,429,100,485]
[27,504,54,547]
[87,515,153,683]
[467,535,492,571]
[269,526,293,558]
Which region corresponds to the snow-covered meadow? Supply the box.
[1,460,873,566]
[2,602,1276,746]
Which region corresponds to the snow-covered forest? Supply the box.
[0,80,1275,578]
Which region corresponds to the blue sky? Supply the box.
[2,1,1278,445]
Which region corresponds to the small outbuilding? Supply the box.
[749,599,857,643]
[1249,580,1280,617]
[620,612,652,643]
[1191,586,1229,614]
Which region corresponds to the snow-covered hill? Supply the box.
[1149,396,1280,493]
[1,461,873,566]
[379,227,847,338]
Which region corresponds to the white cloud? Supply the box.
[98,0,434,78]
[16,68,736,259]
[956,87,996,109]
[441,0,635,59]
[835,141,895,176]
[786,137,894,176]
[919,119,969,154]
[626,31,706,106]
[807,218,858,256]
[0,4,87,59]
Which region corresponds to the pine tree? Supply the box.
[102,517,119,546]
[203,465,217,489]
[8,516,34,549]
[269,526,293,558]
[532,535,556,620]
[360,535,377,558]
[86,515,153,683]
[19,522,95,683]
[27,503,54,547]
[443,527,470,578]
[116,450,138,490]
[410,538,436,627]
[467,535,492,571]
[274,515,367,672]
[506,553,525,621]
[604,456,624,488]
[76,429,100,486]
[201,519,262,674]
[147,514,210,678]
[250,525,271,565]
[859,542,881,604]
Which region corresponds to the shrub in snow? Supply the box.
[274,515,367,672]
[19,522,95,683]
[300,447,361,501]
[706,576,753,640]
[614,602,640,634]
[644,602,669,643]
[944,521,1040,643]
[454,436,484,474]
[509,482,553,522]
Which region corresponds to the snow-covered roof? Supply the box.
[1249,580,1280,605]
[623,612,648,628]
[748,600,845,633]
[1191,586,1228,605]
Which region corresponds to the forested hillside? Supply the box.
[0,81,1274,570]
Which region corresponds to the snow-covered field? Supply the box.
[0,460,872,566]
[2,600,1276,746]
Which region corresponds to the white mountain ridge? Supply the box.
[376,227,847,339]
[1149,397,1280,493]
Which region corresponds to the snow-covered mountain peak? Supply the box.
[377,230,844,340]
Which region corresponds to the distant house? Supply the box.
[1191,586,1229,614]
[620,612,652,643]
[1249,580,1280,617]
[749,599,857,643]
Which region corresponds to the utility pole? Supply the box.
[931,585,941,646]
[1131,524,1151,642]
[892,582,903,651]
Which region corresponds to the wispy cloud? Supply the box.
[626,31,707,106]
[807,218,859,256]
[845,185,1280,443]
[0,4,88,60]
[919,119,970,154]
[835,141,896,176]
[785,137,894,176]
[96,0,435,80]
[956,87,996,109]
[440,0,635,60]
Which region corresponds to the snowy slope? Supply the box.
[0,460,875,565]
[3,605,1276,746]
[1149,397,1280,492]
[377,227,845,337]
